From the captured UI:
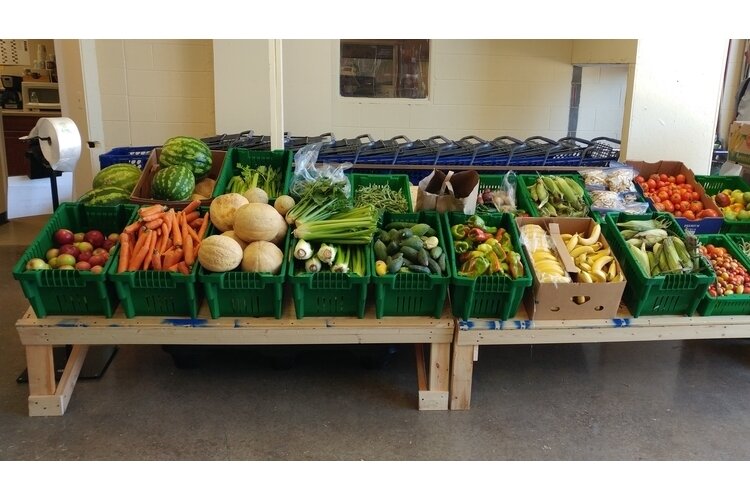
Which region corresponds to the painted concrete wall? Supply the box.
[578,65,629,140]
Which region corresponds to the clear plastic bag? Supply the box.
[290,142,352,198]
[519,224,572,284]
[579,168,607,190]
[477,170,517,213]
[605,166,636,192]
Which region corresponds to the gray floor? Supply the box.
[1,216,750,460]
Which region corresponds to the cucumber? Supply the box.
[430,246,443,260]
[417,248,429,267]
[388,256,404,274]
[374,240,388,261]
[437,252,447,272]
[385,222,414,230]
[386,241,400,255]
[427,257,441,274]
[388,228,400,242]
[400,246,420,261]
[400,236,424,250]
[377,229,390,243]
[408,264,431,274]
[399,228,413,239]
[410,223,432,237]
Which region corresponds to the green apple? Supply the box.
[57,253,76,267]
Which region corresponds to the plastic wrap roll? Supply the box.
[25,117,81,172]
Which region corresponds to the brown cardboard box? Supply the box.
[130,148,226,209]
[626,160,723,234]
[728,121,750,166]
[517,217,626,320]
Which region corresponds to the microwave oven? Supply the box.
[21,81,61,111]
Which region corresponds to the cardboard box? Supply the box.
[130,148,226,209]
[626,160,723,234]
[517,217,626,320]
[728,121,750,166]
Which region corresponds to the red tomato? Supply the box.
[650,174,660,181]
[683,210,696,220]
[635,175,645,184]
[667,175,676,183]
[699,209,719,218]
[681,191,693,202]
[656,180,666,189]
[690,201,704,212]
[675,210,683,217]
[662,200,674,212]
[658,190,670,201]
[654,202,666,211]
[676,174,686,185]
[647,179,657,190]
[659,173,669,182]
[671,193,683,205]
[684,184,694,192]
[679,200,691,212]
[691,191,700,201]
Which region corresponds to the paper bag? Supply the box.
[416,170,479,214]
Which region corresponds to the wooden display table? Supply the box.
[450,308,750,410]
[15,298,455,416]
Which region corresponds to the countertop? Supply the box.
[2,110,62,117]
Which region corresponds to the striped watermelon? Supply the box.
[93,163,142,193]
[159,136,212,179]
[78,186,131,206]
[152,165,195,201]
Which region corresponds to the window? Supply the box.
[339,40,429,99]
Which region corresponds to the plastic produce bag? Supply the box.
[477,170,518,213]
[290,142,352,198]
[416,169,479,214]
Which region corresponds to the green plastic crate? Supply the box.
[12,202,138,318]
[372,211,450,318]
[603,212,714,317]
[108,208,208,318]
[446,211,533,320]
[695,234,750,316]
[351,173,413,213]
[476,174,531,216]
[517,173,593,218]
[212,148,293,202]
[287,238,371,319]
[695,175,750,233]
[197,227,287,319]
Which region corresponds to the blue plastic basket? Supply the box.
[99,146,156,170]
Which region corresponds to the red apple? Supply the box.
[57,254,77,267]
[45,248,59,260]
[84,230,105,248]
[26,258,50,270]
[90,265,103,274]
[108,233,120,242]
[88,255,106,267]
[101,239,116,252]
[75,241,94,253]
[75,261,91,271]
[54,228,75,246]
[92,248,109,257]
[73,232,85,243]
[59,244,80,259]
[78,251,92,263]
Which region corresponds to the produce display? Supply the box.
[354,183,409,214]
[159,136,212,179]
[24,227,117,273]
[635,173,718,220]
[699,243,750,297]
[451,215,524,278]
[613,217,699,278]
[373,221,446,276]
[709,187,750,221]
[116,200,209,275]
[526,174,589,217]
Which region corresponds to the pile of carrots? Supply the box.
[117,200,209,275]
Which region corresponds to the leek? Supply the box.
[317,243,337,266]
[305,256,322,273]
[331,246,350,273]
[294,206,378,244]
[294,239,313,260]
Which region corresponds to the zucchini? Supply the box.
[430,246,443,260]
[410,223,432,237]
[400,236,424,250]
[399,228,413,240]
[427,257,441,274]
[385,221,414,230]
[437,252,447,272]
[386,241,400,255]
[417,248,429,267]
[400,246,420,261]
[407,264,431,274]
[374,240,388,261]
[377,229,390,243]
[387,255,404,274]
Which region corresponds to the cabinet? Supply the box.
[2,112,60,177]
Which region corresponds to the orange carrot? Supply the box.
[117,233,130,273]
[183,225,194,266]
[167,264,179,272]
[128,230,152,271]
[177,262,190,275]
[186,224,200,244]
[182,199,200,215]
[139,204,164,217]
[164,209,175,240]
[142,211,166,223]
[151,250,162,271]
[159,223,170,254]
[172,212,183,247]
[130,228,148,259]
[142,230,158,270]
[185,211,200,223]
[145,218,163,230]
[163,248,183,269]
[189,219,203,230]
[193,242,200,260]
[123,220,142,234]
[197,212,210,240]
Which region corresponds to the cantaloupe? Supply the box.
[198,235,243,272]
[233,202,287,243]
[209,193,249,232]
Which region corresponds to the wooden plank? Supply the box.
[450,344,475,411]
[28,394,65,417]
[418,391,449,411]
[53,345,89,415]
[415,344,427,391]
[25,346,55,396]
[428,343,450,392]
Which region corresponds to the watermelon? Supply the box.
[78,186,131,206]
[159,136,212,179]
[151,165,195,201]
[93,163,142,193]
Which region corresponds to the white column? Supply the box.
[268,39,284,150]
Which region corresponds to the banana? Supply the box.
[578,270,594,283]
[535,261,565,274]
[578,261,592,272]
[570,245,595,258]
[561,234,573,242]
[607,260,618,281]
[610,272,624,283]
[589,249,611,261]
[592,270,608,283]
[577,223,601,246]
[565,233,579,252]
[592,255,613,274]
[533,251,559,262]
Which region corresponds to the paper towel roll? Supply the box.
[26,117,81,172]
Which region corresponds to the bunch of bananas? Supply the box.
[561,223,624,285]
[520,224,571,283]
[527,175,589,217]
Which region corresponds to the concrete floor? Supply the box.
[1,215,750,460]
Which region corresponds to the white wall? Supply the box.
[623,39,727,174]
[578,65,629,140]
[96,39,215,150]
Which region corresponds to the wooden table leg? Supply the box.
[26,345,89,417]
[450,344,475,410]
[416,343,450,410]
